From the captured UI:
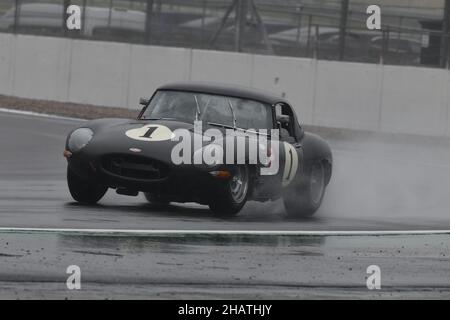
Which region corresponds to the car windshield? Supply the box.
[141,90,273,130]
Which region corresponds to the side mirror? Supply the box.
[276,114,290,126]
[139,97,150,106]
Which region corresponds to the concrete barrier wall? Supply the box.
[13,35,71,101]
[68,40,131,107]
[381,65,449,136]
[190,50,253,87]
[313,61,383,131]
[128,45,191,108]
[0,33,14,96]
[251,55,316,125]
[1,33,450,137]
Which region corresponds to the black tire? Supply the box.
[143,193,171,206]
[209,166,250,217]
[283,162,326,218]
[67,166,108,205]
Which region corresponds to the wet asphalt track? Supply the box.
[1,110,450,231]
[1,110,450,299]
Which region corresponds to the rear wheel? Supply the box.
[209,166,250,217]
[67,166,108,205]
[283,162,326,217]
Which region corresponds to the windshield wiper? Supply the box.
[235,127,271,137]
[141,117,177,121]
[207,122,235,130]
[194,95,201,121]
[207,122,270,137]
[227,99,237,129]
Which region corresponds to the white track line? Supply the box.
[0,108,85,122]
[0,227,449,236]
[1,108,449,238]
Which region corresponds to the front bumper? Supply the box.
[66,151,229,203]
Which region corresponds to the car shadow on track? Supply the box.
[64,200,321,223]
[65,201,212,218]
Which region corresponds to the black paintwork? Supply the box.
[66,83,332,204]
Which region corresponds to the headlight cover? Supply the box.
[68,128,94,152]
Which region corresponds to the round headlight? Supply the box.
[68,128,94,152]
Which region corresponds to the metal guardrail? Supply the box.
[0,0,449,68]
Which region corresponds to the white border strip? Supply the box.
[0,227,449,236]
[0,108,85,122]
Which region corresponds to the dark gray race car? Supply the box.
[64,82,332,217]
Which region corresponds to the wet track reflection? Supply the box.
[0,230,449,299]
[1,111,450,231]
[2,110,450,298]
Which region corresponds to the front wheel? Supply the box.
[209,166,250,217]
[67,166,108,205]
[283,162,326,218]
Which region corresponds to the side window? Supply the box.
[275,103,295,142]
[275,104,283,119]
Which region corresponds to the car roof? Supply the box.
[157,81,289,106]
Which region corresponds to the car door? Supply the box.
[274,103,303,189]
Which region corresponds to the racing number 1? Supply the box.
[286,149,293,180]
[282,142,299,187]
[141,127,158,139]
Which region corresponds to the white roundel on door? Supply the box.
[282,142,299,187]
[126,124,175,142]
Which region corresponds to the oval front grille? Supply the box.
[102,154,169,180]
